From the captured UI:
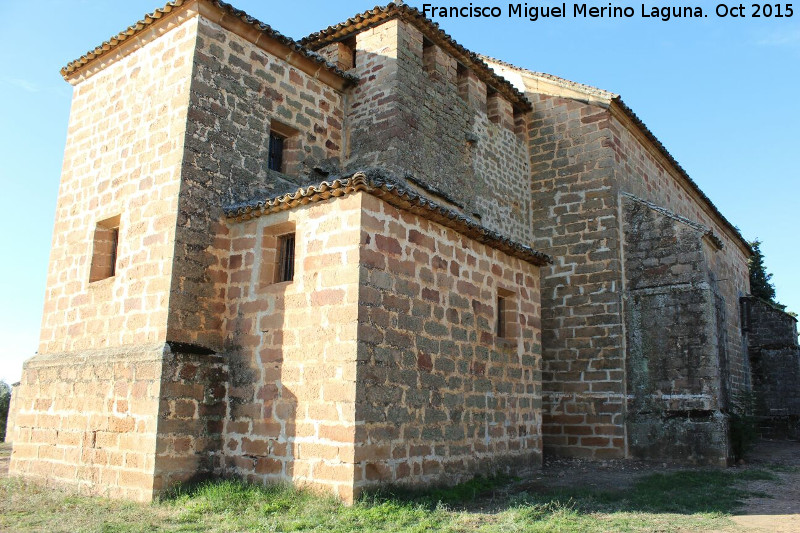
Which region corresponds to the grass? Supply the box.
[0,468,777,533]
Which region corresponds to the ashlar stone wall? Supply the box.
[344,20,531,243]
[37,15,199,355]
[217,194,362,502]
[354,194,542,492]
[218,190,543,501]
[169,15,348,350]
[508,71,750,462]
[10,12,201,501]
[9,346,164,501]
[11,3,352,502]
[611,112,752,401]
[744,296,800,436]
[525,92,627,459]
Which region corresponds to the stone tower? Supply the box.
[9,1,547,502]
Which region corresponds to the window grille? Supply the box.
[268,131,285,172]
[277,233,295,282]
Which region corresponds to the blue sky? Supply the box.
[1,0,798,383]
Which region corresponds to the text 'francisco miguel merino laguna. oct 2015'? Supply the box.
[421,3,795,22]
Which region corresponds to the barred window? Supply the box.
[268,131,285,172]
[277,233,295,283]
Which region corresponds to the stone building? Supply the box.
[742,296,800,438]
[483,59,754,464]
[7,0,764,502]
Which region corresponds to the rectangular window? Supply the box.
[740,297,751,333]
[496,288,517,340]
[497,295,507,338]
[109,227,119,277]
[277,233,295,282]
[457,62,469,101]
[90,215,121,283]
[422,37,436,73]
[268,131,285,172]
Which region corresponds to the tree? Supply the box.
[0,381,10,442]
[749,239,786,310]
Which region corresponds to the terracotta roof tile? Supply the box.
[300,3,531,112]
[61,0,357,83]
[225,171,551,267]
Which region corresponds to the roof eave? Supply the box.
[226,172,551,267]
[608,97,753,257]
[60,0,357,90]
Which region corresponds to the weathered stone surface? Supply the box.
[12,0,783,506]
[744,297,800,437]
[354,193,542,494]
[623,195,729,465]
[9,345,165,502]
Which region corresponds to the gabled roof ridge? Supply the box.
[479,54,618,100]
[61,0,356,82]
[225,171,551,267]
[612,97,751,255]
[300,3,531,112]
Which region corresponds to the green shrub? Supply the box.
[729,390,761,461]
[0,381,11,441]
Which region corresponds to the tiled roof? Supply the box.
[60,0,357,83]
[482,55,752,256]
[300,3,532,112]
[225,171,552,266]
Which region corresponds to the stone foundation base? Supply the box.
[8,343,228,502]
[627,413,730,466]
[9,344,165,501]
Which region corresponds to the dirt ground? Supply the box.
[729,439,800,532]
[512,439,800,532]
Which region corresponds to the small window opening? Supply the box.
[342,36,357,70]
[109,228,119,276]
[496,288,517,340]
[422,37,436,73]
[457,62,469,101]
[740,297,751,333]
[268,121,300,175]
[277,233,296,282]
[497,296,507,338]
[487,88,501,125]
[90,215,121,283]
[268,131,285,172]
